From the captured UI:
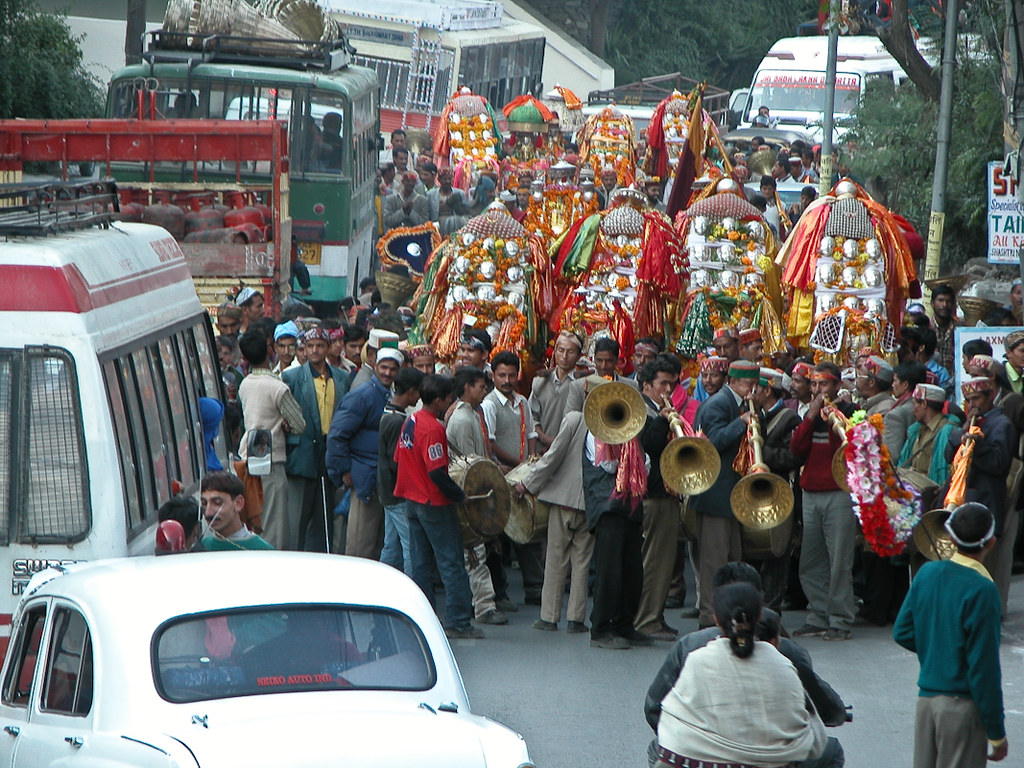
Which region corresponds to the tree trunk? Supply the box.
[589,0,611,58]
[125,0,147,66]
[877,0,941,101]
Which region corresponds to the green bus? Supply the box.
[106,36,380,304]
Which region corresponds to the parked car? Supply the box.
[0,553,533,768]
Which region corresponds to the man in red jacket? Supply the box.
[790,362,858,641]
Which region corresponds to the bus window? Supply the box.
[0,352,13,540]
[117,356,157,528]
[192,319,222,402]
[307,92,348,174]
[21,349,89,542]
[142,346,180,486]
[128,350,172,509]
[157,337,200,490]
[103,360,144,531]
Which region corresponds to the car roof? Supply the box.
[723,127,817,147]
[25,552,434,624]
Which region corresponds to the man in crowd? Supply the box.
[352,329,400,390]
[235,286,264,334]
[1003,329,1024,394]
[417,161,437,193]
[788,360,815,418]
[377,366,424,575]
[340,326,367,375]
[898,384,956,487]
[456,330,492,376]
[894,502,1007,767]
[711,326,740,362]
[409,344,438,375]
[691,359,760,627]
[516,377,598,634]
[200,471,274,551]
[447,366,507,626]
[237,328,306,550]
[272,321,300,375]
[530,331,583,452]
[598,168,620,209]
[632,339,659,376]
[566,337,638,411]
[216,302,242,340]
[428,167,471,235]
[790,363,858,641]
[738,328,763,364]
[383,171,429,229]
[930,284,958,374]
[945,377,1017,613]
[326,346,403,559]
[394,374,482,639]
[857,355,894,417]
[634,356,684,641]
[283,327,350,552]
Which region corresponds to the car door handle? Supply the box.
[3,725,19,737]
[64,736,84,748]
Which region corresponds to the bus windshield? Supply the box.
[748,70,861,117]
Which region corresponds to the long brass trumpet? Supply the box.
[731,401,794,529]
[822,398,851,492]
[660,396,721,496]
[912,415,978,561]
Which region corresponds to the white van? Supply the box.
[0,186,222,653]
[736,35,936,141]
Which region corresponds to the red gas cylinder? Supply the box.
[142,203,186,240]
[254,202,272,223]
[224,206,265,229]
[118,203,145,223]
[231,222,266,243]
[184,206,226,235]
[183,228,248,244]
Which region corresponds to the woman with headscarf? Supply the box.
[469,174,496,215]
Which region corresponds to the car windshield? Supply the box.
[154,605,435,703]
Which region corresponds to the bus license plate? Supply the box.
[297,241,322,265]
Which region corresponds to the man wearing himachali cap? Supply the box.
[737,328,763,364]
[944,376,1017,614]
[690,359,760,627]
[282,327,351,551]
[352,328,402,390]
[897,384,956,488]
[856,355,895,418]
[790,362,857,641]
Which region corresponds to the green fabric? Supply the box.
[897,417,957,487]
[675,292,712,357]
[560,214,601,277]
[893,559,1004,740]
[202,532,275,551]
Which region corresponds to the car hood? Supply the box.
[173,707,498,767]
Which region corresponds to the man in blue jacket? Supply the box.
[327,346,402,559]
[283,327,350,552]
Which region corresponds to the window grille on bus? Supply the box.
[0,356,11,539]
[20,350,90,542]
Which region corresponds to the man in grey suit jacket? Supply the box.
[283,327,350,552]
[691,359,760,627]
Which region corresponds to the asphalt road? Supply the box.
[452,572,1024,768]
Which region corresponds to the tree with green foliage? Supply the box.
[845,51,1003,270]
[0,0,104,119]
[603,0,817,89]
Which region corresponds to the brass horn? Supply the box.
[912,508,956,561]
[660,396,721,496]
[823,399,851,492]
[731,402,794,529]
[583,381,646,445]
[405,128,433,155]
[747,148,775,177]
[911,415,978,561]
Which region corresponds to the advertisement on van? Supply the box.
[987,160,1024,264]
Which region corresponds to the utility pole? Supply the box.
[125,0,147,66]
[819,0,840,197]
[923,0,959,283]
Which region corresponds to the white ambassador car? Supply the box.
[0,553,533,768]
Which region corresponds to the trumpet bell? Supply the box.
[912,508,956,561]
[832,441,850,492]
[405,128,433,155]
[583,382,646,445]
[731,472,794,530]
[661,437,722,496]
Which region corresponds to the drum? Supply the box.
[503,460,550,544]
[449,455,511,546]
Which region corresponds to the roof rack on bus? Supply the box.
[0,181,120,237]
[145,29,354,72]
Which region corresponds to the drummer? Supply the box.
[447,366,509,628]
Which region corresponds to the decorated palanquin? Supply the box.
[411,203,550,362]
[500,95,556,190]
[578,105,638,186]
[777,179,917,365]
[642,89,727,183]
[549,189,686,351]
[543,84,585,143]
[522,160,600,245]
[673,180,785,358]
[433,87,502,182]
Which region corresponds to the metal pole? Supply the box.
[923,0,960,283]
[819,0,840,197]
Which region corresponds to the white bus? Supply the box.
[0,185,222,652]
